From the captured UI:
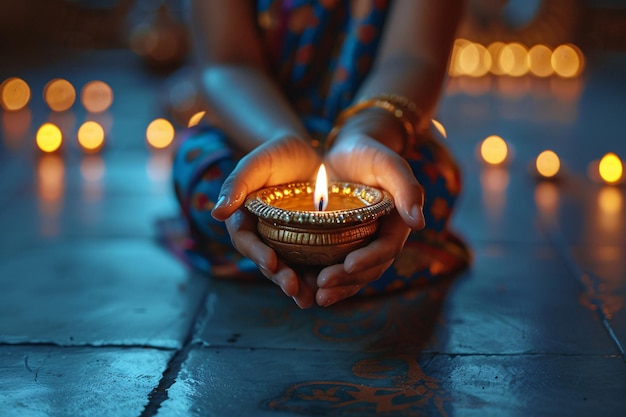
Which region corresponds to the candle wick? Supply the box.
[319,196,324,211]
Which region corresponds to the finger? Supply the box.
[258,260,300,298]
[316,265,394,307]
[291,270,317,309]
[371,150,425,230]
[225,209,278,271]
[342,210,410,275]
[211,152,271,221]
[317,258,394,290]
[327,139,425,230]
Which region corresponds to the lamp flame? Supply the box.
[314,164,328,211]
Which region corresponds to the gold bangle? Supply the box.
[325,94,423,154]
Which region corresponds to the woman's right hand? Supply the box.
[210,136,322,308]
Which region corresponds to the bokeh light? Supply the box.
[81,81,114,113]
[534,182,559,216]
[431,119,446,139]
[44,79,76,112]
[448,38,470,76]
[2,108,32,149]
[598,152,623,184]
[37,155,65,207]
[80,155,106,182]
[598,186,622,216]
[146,118,175,149]
[188,110,206,128]
[457,42,491,77]
[0,77,31,111]
[36,123,63,153]
[551,44,583,78]
[597,186,623,234]
[535,150,560,178]
[499,43,529,77]
[78,121,105,153]
[487,42,506,75]
[80,155,105,202]
[480,135,508,165]
[480,168,509,220]
[528,44,554,77]
[448,40,585,80]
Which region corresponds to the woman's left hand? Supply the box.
[315,133,426,306]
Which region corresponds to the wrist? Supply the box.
[329,109,407,154]
[325,94,425,156]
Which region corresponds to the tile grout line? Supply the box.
[138,283,211,417]
[540,218,626,363]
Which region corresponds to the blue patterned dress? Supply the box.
[166,0,470,294]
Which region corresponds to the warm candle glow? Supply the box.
[314,164,329,211]
[528,44,554,78]
[44,78,76,112]
[487,42,506,75]
[536,150,560,178]
[499,43,529,77]
[1,77,31,111]
[552,44,583,78]
[599,153,623,184]
[480,135,508,165]
[188,110,206,127]
[36,122,63,153]
[146,118,175,149]
[431,119,447,139]
[77,121,105,153]
[81,80,113,113]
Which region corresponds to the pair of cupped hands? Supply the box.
[210,133,425,308]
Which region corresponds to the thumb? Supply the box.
[374,154,425,230]
[211,152,271,221]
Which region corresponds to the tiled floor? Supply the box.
[1,45,625,416]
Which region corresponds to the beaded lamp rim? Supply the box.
[244,181,395,228]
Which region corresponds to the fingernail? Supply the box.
[405,204,424,226]
[344,260,363,275]
[258,265,272,279]
[292,297,305,309]
[318,295,335,307]
[214,195,227,208]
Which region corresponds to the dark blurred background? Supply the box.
[1,0,626,66]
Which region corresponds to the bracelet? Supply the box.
[325,94,424,154]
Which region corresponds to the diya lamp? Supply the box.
[245,164,394,266]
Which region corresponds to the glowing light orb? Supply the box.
[44,79,76,112]
[146,118,175,149]
[0,77,31,111]
[480,135,508,165]
[431,119,446,139]
[598,153,623,184]
[81,81,114,113]
[551,44,583,78]
[457,42,491,77]
[187,110,206,128]
[499,43,529,77]
[487,42,506,75]
[78,121,105,153]
[36,123,63,153]
[535,150,560,178]
[449,38,471,76]
[528,44,554,78]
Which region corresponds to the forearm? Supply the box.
[189,0,309,153]
[330,0,465,154]
[198,64,310,152]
